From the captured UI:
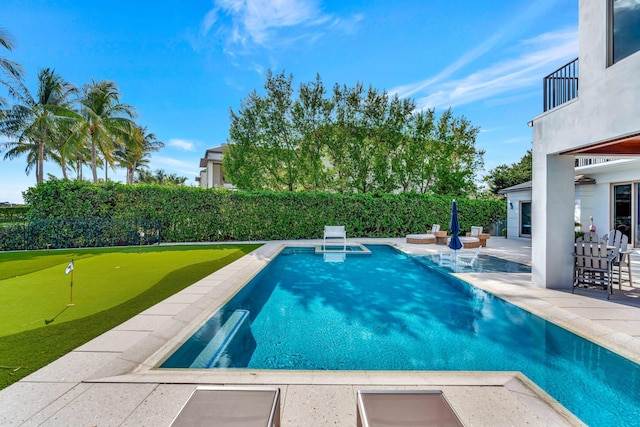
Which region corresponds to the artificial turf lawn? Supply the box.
[0,244,261,390]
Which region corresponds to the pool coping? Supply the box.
[4,238,640,425]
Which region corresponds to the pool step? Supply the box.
[190,309,250,368]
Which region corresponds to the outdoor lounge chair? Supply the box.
[465,226,490,247]
[356,390,464,427]
[455,247,481,267]
[170,386,280,427]
[406,224,440,244]
[449,236,481,248]
[439,247,480,268]
[324,225,347,251]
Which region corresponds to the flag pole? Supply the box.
[68,268,74,306]
[65,258,75,306]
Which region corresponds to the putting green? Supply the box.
[0,245,259,337]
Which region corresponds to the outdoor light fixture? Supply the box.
[527,120,533,127]
[509,202,514,209]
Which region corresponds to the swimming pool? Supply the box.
[162,245,640,426]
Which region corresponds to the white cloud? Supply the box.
[152,156,196,169]
[390,0,563,101]
[616,0,640,10]
[403,27,578,111]
[168,138,198,151]
[200,0,361,53]
[177,169,201,177]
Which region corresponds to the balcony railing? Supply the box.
[543,58,579,112]
[574,157,621,167]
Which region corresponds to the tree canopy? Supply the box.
[0,29,166,187]
[223,70,485,196]
[484,149,532,194]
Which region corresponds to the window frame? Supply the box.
[519,201,532,238]
[608,0,640,66]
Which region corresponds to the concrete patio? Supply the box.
[1,237,639,426]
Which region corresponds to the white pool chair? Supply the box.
[456,247,481,267]
[324,225,346,251]
[439,247,480,268]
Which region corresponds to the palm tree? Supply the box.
[135,169,188,186]
[0,28,24,108]
[49,117,87,179]
[115,124,164,184]
[77,80,136,183]
[0,68,77,183]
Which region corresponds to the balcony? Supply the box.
[543,58,578,112]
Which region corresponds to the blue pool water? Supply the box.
[162,245,640,426]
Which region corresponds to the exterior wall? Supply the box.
[198,148,226,189]
[505,190,531,240]
[213,163,222,187]
[534,1,640,155]
[531,0,640,289]
[531,153,575,289]
[574,185,595,233]
[207,162,214,188]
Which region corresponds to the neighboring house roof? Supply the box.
[498,175,596,194]
[498,181,532,194]
[199,144,228,168]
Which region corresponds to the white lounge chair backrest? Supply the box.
[431,224,440,233]
[469,226,482,237]
[323,225,347,250]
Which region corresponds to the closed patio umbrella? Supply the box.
[449,200,463,251]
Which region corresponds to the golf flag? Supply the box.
[65,260,74,275]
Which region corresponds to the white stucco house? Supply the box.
[500,158,640,243]
[531,0,640,289]
[196,145,235,189]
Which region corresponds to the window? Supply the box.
[609,0,640,64]
[613,184,632,244]
[520,201,531,237]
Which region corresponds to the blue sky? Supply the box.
[1,0,578,203]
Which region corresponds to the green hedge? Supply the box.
[0,206,28,223]
[18,179,506,244]
[0,219,162,251]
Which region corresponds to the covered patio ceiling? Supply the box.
[560,132,640,156]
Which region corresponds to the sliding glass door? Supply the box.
[637,184,640,247]
[613,184,632,244]
[520,201,531,237]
